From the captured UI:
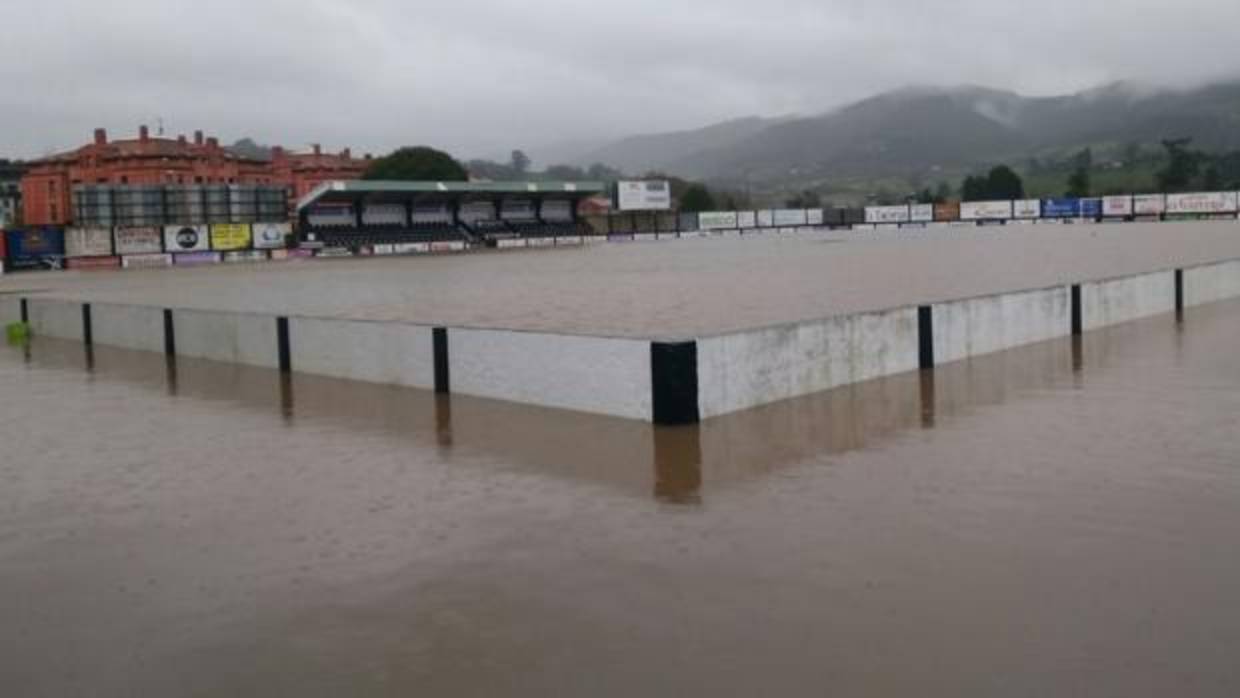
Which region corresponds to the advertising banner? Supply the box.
[807,209,825,226]
[114,226,163,255]
[164,224,210,253]
[210,224,252,251]
[65,227,114,257]
[223,250,268,263]
[698,211,740,230]
[1041,198,1082,218]
[1133,194,1167,215]
[865,205,910,224]
[497,239,528,249]
[756,210,775,227]
[1080,198,1103,219]
[1102,196,1134,217]
[430,240,466,253]
[909,204,934,222]
[960,200,1013,220]
[556,236,585,246]
[616,181,672,211]
[1013,199,1041,219]
[65,256,120,270]
[173,251,221,267]
[527,237,556,248]
[122,253,172,269]
[251,222,292,249]
[737,211,759,228]
[1166,192,1239,214]
[773,209,807,226]
[393,243,430,254]
[933,202,961,221]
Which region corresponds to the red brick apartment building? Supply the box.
[20,126,369,225]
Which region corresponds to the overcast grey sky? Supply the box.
[4,0,1240,161]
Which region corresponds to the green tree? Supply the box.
[786,189,822,208]
[934,181,953,203]
[510,149,531,174]
[986,165,1025,199]
[679,183,716,212]
[364,146,468,181]
[960,175,988,201]
[1156,139,1202,193]
[1065,167,1091,197]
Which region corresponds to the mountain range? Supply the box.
[550,80,1240,191]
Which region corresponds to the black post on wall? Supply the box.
[1071,284,1083,336]
[1175,269,1185,314]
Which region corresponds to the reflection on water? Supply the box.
[2,302,1238,697]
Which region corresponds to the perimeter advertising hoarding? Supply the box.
[756,210,775,227]
[1013,199,1041,219]
[1041,198,1082,218]
[430,240,466,253]
[1166,192,1240,214]
[211,224,252,251]
[497,239,527,249]
[164,224,210,253]
[65,228,114,257]
[933,202,961,221]
[223,250,268,263]
[960,200,1013,220]
[1133,194,1167,215]
[698,211,740,230]
[251,222,292,250]
[909,204,934,223]
[65,256,121,270]
[737,211,758,228]
[807,209,825,226]
[1080,198,1103,219]
[773,209,807,226]
[393,243,430,254]
[865,205,910,224]
[174,252,222,267]
[1103,196,1134,217]
[114,226,163,255]
[615,181,672,212]
[122,253,172,269]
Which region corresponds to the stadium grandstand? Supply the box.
[296,181,604,250]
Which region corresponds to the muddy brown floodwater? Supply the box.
[1,301,1239,697]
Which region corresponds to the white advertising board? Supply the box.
[756,210,775,227]
[65,228,114,257]
[1133,194,1167,215]
[807,209,825,226]
[698,211,740,230]
[115,226,164,255]
[251,222,292,250]
[909,204,934,223]
[122,253,172,269]
[1102,196,1134,217]
[1013,199,1041,219]
[865,205,910,224]
[1166,192,1239,214]
[960,200,1013,220]
[164,224,210,252]
[773,209,807,226]
[616,180,672,211]
[737,211,758,228]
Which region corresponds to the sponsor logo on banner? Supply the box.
[164,224,210,252]
[1133,194,1167,215]
[909,204,934,222]
[210,224,252,251]
[393,243,430,254]
[372,244,396,256]
[122,253,173,269]
[698,211,740,230]
[633,233,658,242]
[960,201,1013,220]
[1102,196,1134,217]
[251,222,292,249]
[527,237,556,248]
[737,211,759,228]
[430,240,465,253]
[1079,198,1103,218]
[65,227,115,257]
[933,202,961,221]
[1166,192,1239,214]
[115,226,163,255]
[174,251,221,266]
[756,210,775,227]
[555,236,584,246]
[315,247,354,258]
[1041,198,1082,218]
[497,238,527,249]
[1013,200,1041,219]
[773,209,807,226]
[865,205,910,224]
[66,256,121,270]
[807,209,826,226]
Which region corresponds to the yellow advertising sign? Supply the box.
[209,224,252,251]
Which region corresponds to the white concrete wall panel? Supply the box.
[172,309,280,368]
[697,307,919,419]
[27,298,83,341]
[289,317,435,390]
[1185,260,1240,307]
[1082,271,1175,331]
[91,303,166,354]
[450,329,651,420]
[0,296,21,325]
[933,286,1070,364]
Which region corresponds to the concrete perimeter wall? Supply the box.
[1185,259,1240,307]
[289,317,435,390]
[91,303,166,354]
[697,308,919,420]
[450,329,652,421]
[26,298,84,342]
[932,286,1070,364]
[1082,270,1175,331]
[172,309,280,369]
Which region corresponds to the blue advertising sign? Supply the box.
[1041,198,1081,218]
[1079,198,1103,218]
[4,228,65,270]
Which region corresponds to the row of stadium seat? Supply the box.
[315,226,468,248]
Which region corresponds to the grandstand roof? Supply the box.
[298,180,607,210]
